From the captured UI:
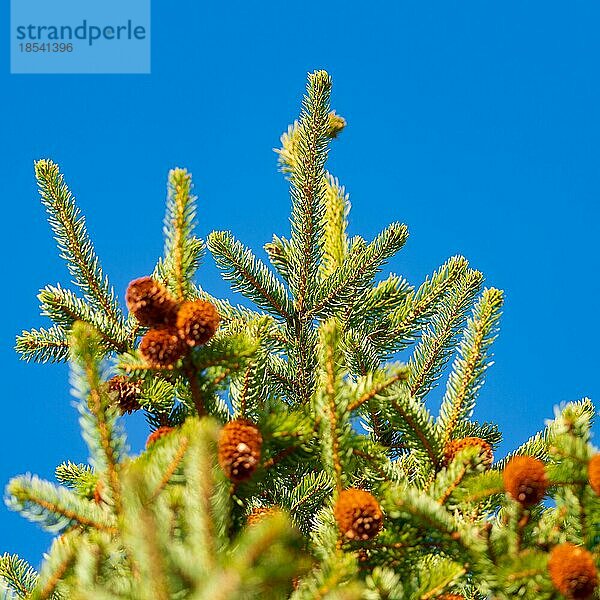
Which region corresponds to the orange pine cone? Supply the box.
[107,375,142,414]
[176,299,220,347]
[334,488,383,541]
[146,426,175,448]
[502,455,548,507]
[443,437,493,468]
[218,419,262,482]
[548,543,598,599]
[125,276,178,327]
[139,327,187,368]
[588,454,600,495]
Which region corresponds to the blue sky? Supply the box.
[1,1,598,566]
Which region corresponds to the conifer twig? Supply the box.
[348,371,408,412]
[390,398,439,468]
[7,476,117,533]
[287,70,332,310]
[148,436,190,503]
[168,169,191,301]
[208,231,293,320]
[183,355,205,416]
[34,160,124,331]
[438,288,504,449]
[37,552,75,600]
[158,168,205,301]
[72,323,124,516]
[325,330,343,490]
[0,555,38,599]
[15,326,70,363]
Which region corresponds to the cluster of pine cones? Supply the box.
[445,437,600,600]
[111,277,600,599]
[148,425,600,599]
[216,420,383,541]
[239,433,600,599]
[106,276,220,415]
[126,276,220,368]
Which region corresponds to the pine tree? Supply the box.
[2,71,598,600]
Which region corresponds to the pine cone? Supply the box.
[334,488,383,541]
[443,437,493,468]
[125,276,178,327]
[436,595,465,600]
[588,454,600,495]
[548,543,598,599]
[247,506,280,526]
[107,375,142,414]
[176,300,220,347]
[139,327,187,368]
[146,426,175,448]
[218,419,262,482]
[502,455,548,507]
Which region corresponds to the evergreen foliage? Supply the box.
[3,71,598,600]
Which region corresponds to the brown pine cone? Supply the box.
[146,426,175,448]
[176,299,220,347]
[588,454,600,495]
[443,437,493,468]
[107,375,142,414]
[125,276,178,327]
[218,419,262,483]
[334,488,383,541]
[548,543,598,599]
[502,455,548,507]
[139,327,187,368]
